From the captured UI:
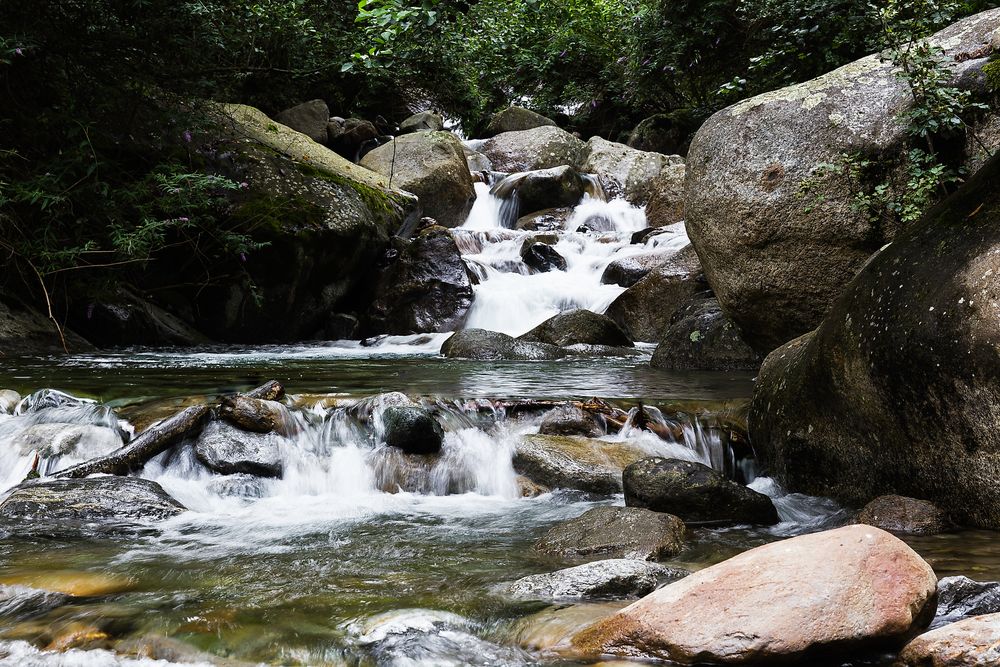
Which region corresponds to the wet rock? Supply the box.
[485,106,557,137]
[195,420,284,477]
[324,312,360,340]
[684,10,1000,353]
[535,506,685,561]
[117,635,254,666]
[361,131,476,227]
[0,477,185,538]
[274,99,330,144]
[0,585,68,620]
[515,207,572,232]
[398,111,444,134]
[382,406,444,455]
[519,309,633,348]
[492,166,585,217]
[935,577,1000,627]
[348,392,415,422]
[365,226,473,335]
[538,406,603,438]
[514,434,656,494]
[857,495,951,536]
[440,329,567,361]
[572,524,938,663]
[357,609,531,667]
[747,154,1000,527]
[10,423,122,458]
[498,559,686,601]
[650,297,762,371]
[68,288,210,348]
[45,622,112,651]
[623,457,779,526]
[582,137,683,206]
[896,614,1000,666]
[644,165,687,227]
[206,473,268,499]
[511,602,624,653]
[219,395,288,434]
[516,475,550,498]
[370,446,440,493]
[327,117,380,162]
[520,242,567,273]
[481,126,587,173]
[0,298,94,355]
[0,390,19,414]
[605,244,704,342]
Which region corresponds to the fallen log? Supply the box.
[51,380,284,479]
[53,405,211,478]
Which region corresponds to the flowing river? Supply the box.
[0,162,997,667]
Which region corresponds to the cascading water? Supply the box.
[455,181,689,337]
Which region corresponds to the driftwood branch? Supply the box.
[51,380,284,478]
[53,405,211,478]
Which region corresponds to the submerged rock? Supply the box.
[538,405,603,438]
[535,506,685,562]
[571,524,938,663]
[896,614,1000,666]
[481,126,587,173]
[0,390,20,414]
[0,477,184,538]
[440,329,567,361]
[684,10,1000,352]
[10,423,122,459]
[747,154,1000,527]
[650,298,761,371]
[497,559,686,601]
[0,585,69,620]
[360,131,476,227]
[382,406,444,455]
[365,226,473,335]
[623,457,779,526]
[514,434,655,494]
[485,106,557,137]
[519,309,632,348]
[857,495,951,536]
[195,420,285,477]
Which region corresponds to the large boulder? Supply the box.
[382,406,444,455]
[747,154,1000,527]
[582,137,683,206]
[896,614,1000,666]
[0,298,93,355]
[627,111,698,156]
[327,117,380,162]
[67,287,210,347]
[489,166,585,218]
[605,245,704,342]
[623,457,779,526]
[644,165,687,227]
[485,106,557,137]
[519,309,632,348]
[572,525,938,663]
[440,329,567,361]
[361,131,476,227]
[480,126,587,174]
[188,104,415,342]
[274,99,330,144]
[497,559,686,601]
[0,477,185,538]
[195,420,285,477]
[398,111,444,134]
[364,226,473,335]
[514,434,658,494]
[857,495,951,536]
[684,10,1000,353]
[535,506,685,562]
[650,298,762,371]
